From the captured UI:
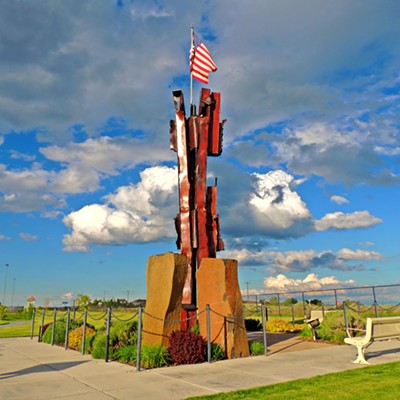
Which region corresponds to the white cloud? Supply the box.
[331,195,349,204]
[315,211,382,231]
[222,170,315,239]
[0,234,11,241]
[62,165,177,251]
[19,233,38,241]
[222,247,382,273]
[263,273,356,293]
[0,163,65,212]
[337,248,381,261]
[61,292,74,301]
[60,163,384,251]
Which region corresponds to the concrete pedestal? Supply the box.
[197,258,250,358]
[142,252,188,347]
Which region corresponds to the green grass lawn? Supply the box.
[0,310,138,338]
[186,361,400,400]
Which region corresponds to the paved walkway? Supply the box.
[1,336,399,400]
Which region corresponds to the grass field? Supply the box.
[187,361,400,400]
[0,309,138,338]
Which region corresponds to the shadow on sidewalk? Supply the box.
[0,361,89,379]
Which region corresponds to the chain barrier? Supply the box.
[209,307,246,325]
[213,307,247,322]
[86,311,108,321]
[244,306,261,317]
[142,308,206,323]
[73,310,85,320]
[112,310,138,322]
[56,310,68,319]
[345,303,376,314]
[376,302,400,312]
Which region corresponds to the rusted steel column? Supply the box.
[196,115,210,264]
[171,88,225,324]
[172,90,194,306]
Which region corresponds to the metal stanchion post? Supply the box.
[206,304,211,363]
[136,305,142,372]
[261,304,268,356]
[372,287,379,317]
[81,308,87,355]
[343,302,349,337]
[39,309,45,342]
[291,304,295,325]
[65,308,70,350]
[51,308,57,346]
[30,308,36,339]
[105,307,111,362]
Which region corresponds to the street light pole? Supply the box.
[11,278,16,308]
[2,264,9,305]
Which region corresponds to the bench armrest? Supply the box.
[346,328,366,337]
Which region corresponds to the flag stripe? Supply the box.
[190,34,217,84]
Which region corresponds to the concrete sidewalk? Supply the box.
[1,337,399,400]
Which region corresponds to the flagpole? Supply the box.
[190,25,195,115]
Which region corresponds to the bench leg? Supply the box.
[353,345,369,365]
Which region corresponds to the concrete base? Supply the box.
[142,252,188,347]
[197,258,250,358]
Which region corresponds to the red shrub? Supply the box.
[168,330,207,365]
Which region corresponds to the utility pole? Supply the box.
[11,278,16,308]
[245,282,250,302]
[127,290,130,303]
[2,264,9,305]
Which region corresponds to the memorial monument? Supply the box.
[142,28,249,358]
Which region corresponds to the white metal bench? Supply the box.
[344,316,400,364]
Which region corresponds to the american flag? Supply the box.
[190,34,217,84]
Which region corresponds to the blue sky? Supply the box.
[1,1,399,307]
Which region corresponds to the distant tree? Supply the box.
[76,294,91,309]
[268,296,279,306]
[310,299,322,306]
[283,297,298,306]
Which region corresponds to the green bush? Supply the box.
[245,318,262,331]
[211,342,226,361]
[84,332,97,354]
[0,305,7,320]
[24,306,34,320]
[140,345,171,369]
[109,320,138,348]
[115,345,137,365]
[168,330,207,365]
[249,341,265,355]
[190,321,200,335]
[298,324,313,339]
[317,311,364,343]
[107,320,138,360]
[88,320,138,360]
[91,333,110,359]
[41,318,82,345]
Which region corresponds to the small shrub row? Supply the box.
[39,319,267,369]
[41,318,82,345]
[68,325,96,351]
[266,318,303,333]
